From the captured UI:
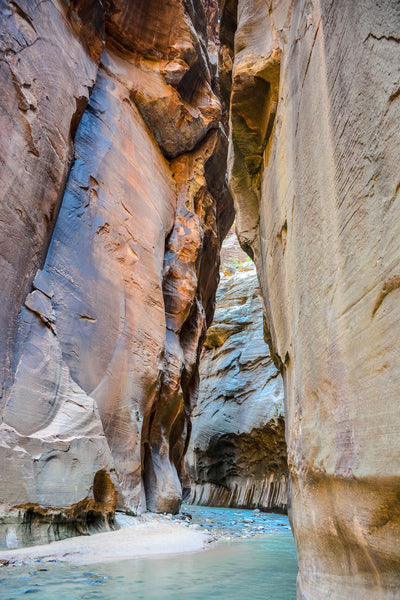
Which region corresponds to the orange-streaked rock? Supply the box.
[106,0,221,157]
[0,0,233,535]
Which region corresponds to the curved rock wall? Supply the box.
[186,264,287,512]
[0,0,233,535]
[0,0,103,401]
[221,0,400,598]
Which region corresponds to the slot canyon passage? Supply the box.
[0,0,399,599]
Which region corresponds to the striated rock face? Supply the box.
[186,263,287,512]
[221,0,400,598]
[0,0,233,535]
[0,0,104,401]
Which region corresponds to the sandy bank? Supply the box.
[0,514,214,566]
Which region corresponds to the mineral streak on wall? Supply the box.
[220,0,400,598]
[186,264,288,513]
[0,0,233,534]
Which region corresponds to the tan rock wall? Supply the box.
[0,0,233,535]
[222,0,400,598]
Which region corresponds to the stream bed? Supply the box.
[0,505,298,600]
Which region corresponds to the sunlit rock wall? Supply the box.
[220,0,400,598]
[186,264,287,511]
[0,0,233,535]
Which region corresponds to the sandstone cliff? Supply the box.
[0,0,233,537]
[186,263,287,511]
[220,0,400,598]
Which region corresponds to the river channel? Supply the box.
[0,505,298,600]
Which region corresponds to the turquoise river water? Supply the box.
[0,505,298,600]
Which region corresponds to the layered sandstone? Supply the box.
[221,0,400,598]
[0,0,104,402]
[0,0,233,539]
[186,263,287,511]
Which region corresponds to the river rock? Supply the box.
[221,1,400,598]
[0,0,233,535]
[186,261,287,511]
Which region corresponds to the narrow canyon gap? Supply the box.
[186,232,288,513]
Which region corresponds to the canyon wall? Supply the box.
[186,262,287,511]
[220,0,400,598]
[0,0,233,535]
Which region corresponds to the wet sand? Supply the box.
[0,513,213,567]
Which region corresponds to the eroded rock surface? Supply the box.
[186,263,287,511]
[222,1,400,598]
[0,0,104,399]
[0,0,233,536]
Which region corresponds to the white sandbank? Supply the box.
[0,514,214,566]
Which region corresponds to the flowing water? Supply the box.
[0,506,298,600]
